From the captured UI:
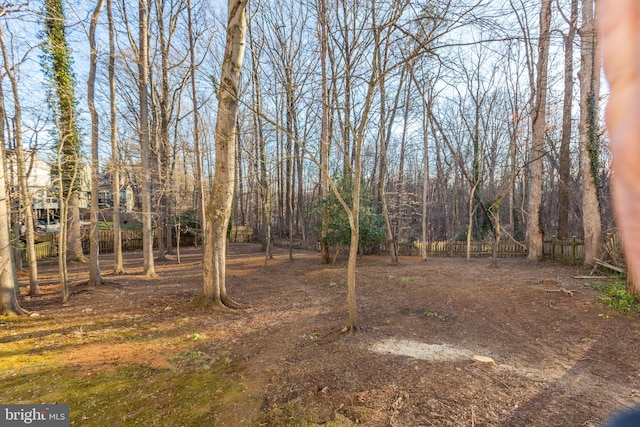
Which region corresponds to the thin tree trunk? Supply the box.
[57,154,73,304]
[108,0,124,274]
[138,0,156,276]
[466,182,478,260]
[490,205,501,268]
[0,108,24,316]
[0,44,24,315]
[395,73,411,248]
[318,0,331,264]
[378,60,407,265]
[421,94,431,260]
[187,0,205,249]
[88,0,104,286]
[558,0,578,240]
[247,16,272,262]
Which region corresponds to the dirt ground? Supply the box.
[14,243,640,426]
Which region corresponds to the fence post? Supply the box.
[571,235,577,264]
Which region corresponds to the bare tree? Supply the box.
[0,21,38,295]
[187,0,205,252]
[198,0,247,309]
[43,0,85,264]
[88,0,105,286]
[0,94,24,316]
[578,0,601,264]
[247,12,273,263]
[108,0,125,274]
[0,10,24,315]
[317,0,331,264]
[138,0,156,277]
[557,0,578,239]
[526,0,551,261]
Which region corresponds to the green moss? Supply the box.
[0,361,239,426]
[0,318,242,426]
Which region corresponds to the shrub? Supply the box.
[589,279,640,312]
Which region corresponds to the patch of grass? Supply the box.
[99,221,142,231]
[589,279,640,312]
[423,310,445,321]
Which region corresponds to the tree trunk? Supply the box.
[0,25,38,295]
[44,0,85,264]
[247,17,273,262]
[200,0,247,309]
[56,154,71,303]
[108,0,125,274]
[187,0,205,251]
[526,0,551,261]
[558,0,578,240]
[378,54,406,266]
[578,0,602,265]
[0,42,23,315]
[66,194,85,262]
[88,0,104,287]
[421,92,430,261]
[395,73,411,247]
[138,0,156,277]
[318,0,331,264]
[0,117,24,316]
[466,182,478,260]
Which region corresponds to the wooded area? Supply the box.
[4,2,640,425]
[0,0,620,319]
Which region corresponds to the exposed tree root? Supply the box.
[0,304,29,317]
[221,295,249,309]
[341,324,361,334]
[191,294,248,311]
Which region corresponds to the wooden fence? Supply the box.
[22,229,586,266]
[543,236,585,265]
[379,240,528,258]
[21,227,248,261]
[380,238,584,264]
[23,230,197,261]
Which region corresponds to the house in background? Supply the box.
[6,150,56,224]
[6,150,136,227]
[97,172,135,213]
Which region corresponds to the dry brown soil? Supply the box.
[15,243,640,426]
